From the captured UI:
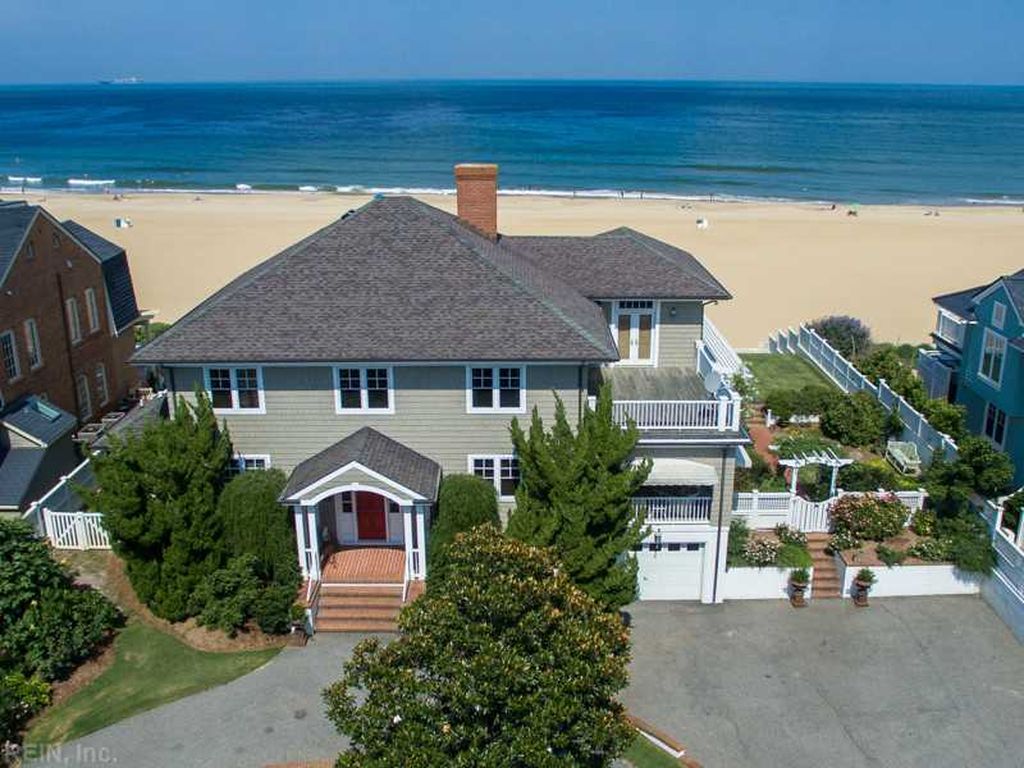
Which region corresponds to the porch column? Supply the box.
[415,504,428,579]
[293,506,308,579]
[402,506,415,580]
[304,503,321,581]
[829,465,839,498]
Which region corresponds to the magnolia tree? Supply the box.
[323,528,635,767]
[506,385,651,610]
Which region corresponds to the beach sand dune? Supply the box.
[29,191,1024,349]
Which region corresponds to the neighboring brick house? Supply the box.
[0,201,141,422]
[135,165,748,630]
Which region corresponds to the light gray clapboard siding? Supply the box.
[657,301,704,369]
[170,364,585,477]
[635,444,737,526]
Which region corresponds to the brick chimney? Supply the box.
[454,163,498,238]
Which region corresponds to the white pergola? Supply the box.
[775,448,854,497]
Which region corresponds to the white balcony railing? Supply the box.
[634,496,713,523]
[935,310,966,347]
[612,397,741,431]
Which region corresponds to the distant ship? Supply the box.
[98,76,143,85]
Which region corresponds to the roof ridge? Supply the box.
[608,227,731,299]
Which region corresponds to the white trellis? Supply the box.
[774,448,854,499]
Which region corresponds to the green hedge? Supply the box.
[428,475,500,572]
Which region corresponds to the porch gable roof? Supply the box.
[280,427,441,504]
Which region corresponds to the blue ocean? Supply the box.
[1,80,1022,204]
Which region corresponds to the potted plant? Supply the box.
[288,603,309,646]
[852,568,876,607]
[788,568,810,607]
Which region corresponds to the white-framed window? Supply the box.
[978,328,1006,387]
[85,288,101,333]
[334,366,394,414]
[984,402,1008,448]
[469,455,521,501]
[0,331,20,382]
[229,454,271,476]
[611,299,657,365]
[466,365,525,413]
[76,373,92,421]
[992,302,1007,331]
[204,366,265,413]
[23,319,41,370]
[468,454,520,501]
[66,297,82,345]
[96,363,109,406]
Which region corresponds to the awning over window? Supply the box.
[635,457,717,486]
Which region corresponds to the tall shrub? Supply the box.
[809,315,871,359]
[820,391,891,447]
[506,384,651,610]
[427,474,499,574]
[323,529,634,767]
[84,391,233,621]
[218,469,296,585]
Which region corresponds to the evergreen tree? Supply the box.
[506,384,650,610]
[84,391,232,620]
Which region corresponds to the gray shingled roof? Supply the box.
[61,220,141,332]
[280,427,441,501]
[933,269,1024,323]
[0,447,45,508]
[2,397,77,446]
[0,201,38,281]
[508,227,731,300]
[134,196,618,364]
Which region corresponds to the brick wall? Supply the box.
[0,212,138,420]
[454,163,498,238]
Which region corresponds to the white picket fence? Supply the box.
[734,489,927,533]
[767,324,958,465]
[43,511,111,550]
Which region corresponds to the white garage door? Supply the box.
[636,542,705,601]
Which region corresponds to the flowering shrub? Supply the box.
[829,494,907,541]
[908,537,950,562]
[827,529,861,554]
[773,524,808,548]
[910,509,936,537]
[743,537,781,567]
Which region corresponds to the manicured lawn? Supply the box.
[26,620,279,746]
[624,734,685,767]
[741,353,837,394]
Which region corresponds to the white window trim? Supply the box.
[96,363,110,407]
[983,402,1009,449]
[333,366,396,415]
[76,373,92,421]
[0,330,21,382]
[204,366,267,414]
[23,319,42,370]
[465,365,527,414]
[66,297,82,345]
[609,299,659,367]
[992,301,1007,331]
[232,453,272,472]
[977,327,1006,389]
[467,454,520,502]
[85,288,101,334]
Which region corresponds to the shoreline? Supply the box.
[6,189,1023,348]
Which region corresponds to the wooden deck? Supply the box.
[321,546,405,584]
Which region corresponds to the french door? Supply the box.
[615,301,655,364]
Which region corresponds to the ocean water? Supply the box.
[1,80,1022,204]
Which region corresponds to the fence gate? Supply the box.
[43,510,111,550]
[789,497,831,532]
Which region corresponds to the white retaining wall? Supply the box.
[721,566,813,600]
[837,559,981,598]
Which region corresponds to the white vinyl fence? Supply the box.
[767,324,959,465]
[734,489,927,533]
[24,458,111,550]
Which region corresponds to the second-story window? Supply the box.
[66,297,82,344]
[470,455,521,501]
[979,329,1006,387]
[206,367,265,413]
[96,363,109,407]
[467,366,525,413]
[85,288,101,333]
[335,367,393,413]
[24,319,41,370]
[0,331,20,382]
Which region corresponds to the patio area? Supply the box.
[321,547,405,584]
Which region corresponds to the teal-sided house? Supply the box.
[919,270,1024,486]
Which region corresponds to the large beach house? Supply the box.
[919,270,1024,486]
[133,165,748,629]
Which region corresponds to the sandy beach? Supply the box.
[21,190,1024,349]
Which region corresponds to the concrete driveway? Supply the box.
[623,596,1024,768]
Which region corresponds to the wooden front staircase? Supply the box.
[317,584,405,633]
[807,533,841,598]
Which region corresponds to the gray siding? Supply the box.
[657,301,703,369]
[170,364,584,478]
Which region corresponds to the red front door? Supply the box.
[355,492,387,541]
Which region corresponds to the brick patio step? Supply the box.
[316,618,399,633]
[320,585,403,598]
[318,593,403,609]
[318,606,401,621]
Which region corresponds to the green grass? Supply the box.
[624,734,686,767]
[26,621,279,746]
[741,353,837,394]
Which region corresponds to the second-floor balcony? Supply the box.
[590,366,742,433]
[934,309,967,349]
[633,495,713,524]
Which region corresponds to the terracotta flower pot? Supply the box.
[853,579,872,607]
[789,581,808,608]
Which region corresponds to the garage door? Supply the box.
[636,542,705,601]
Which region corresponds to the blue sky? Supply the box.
[3,0,1022,85]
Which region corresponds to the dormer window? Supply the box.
[467,366,525,413]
